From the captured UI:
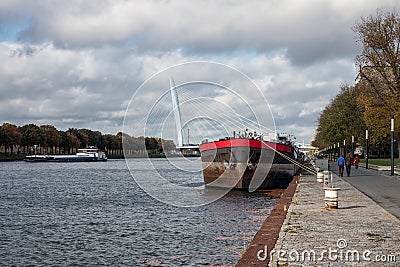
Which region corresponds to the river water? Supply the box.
[0,158,277,266]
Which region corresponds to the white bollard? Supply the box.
[324,188,341,209]
[317,172,324,183]
[323,170,331,188]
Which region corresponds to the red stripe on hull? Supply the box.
[199,138,292,153]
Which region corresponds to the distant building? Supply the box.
[297,143,318,156]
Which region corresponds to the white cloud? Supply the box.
[0,0,397,142]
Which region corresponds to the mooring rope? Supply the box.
[260,140,318,175]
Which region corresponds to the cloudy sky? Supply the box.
[0,0,398,144]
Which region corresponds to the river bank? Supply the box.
[0,154,25,161]
[237,169,400,266]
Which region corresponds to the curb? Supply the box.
[236,175,299,267]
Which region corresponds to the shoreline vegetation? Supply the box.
[0,152,202,161]
[0,153,200,161]
[312,10,400,160]
[0,122,178,161]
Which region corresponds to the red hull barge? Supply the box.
[199,137,300,190]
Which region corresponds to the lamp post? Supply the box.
[365,128,369,169]
[343,139,346,155]
[333,144,336,161]
[391,115,395,176]
[351,135,355,160]
[338,142,340,158]
[34,145,37,157]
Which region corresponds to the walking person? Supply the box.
[345,153,352,177]
[353,154,359,169]
[337,154,345,177]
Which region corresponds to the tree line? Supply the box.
[312,10,400,158]
[0,122,176,156]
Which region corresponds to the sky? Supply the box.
[0,0,398,144]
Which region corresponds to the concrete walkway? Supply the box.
[329,162,400,220]
[268,174,400,266]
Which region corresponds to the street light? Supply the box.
[333,144,336,161]
[351,135,355,160]
[343,139,346,154]
[391,115,395,176]
[366,128,369,169]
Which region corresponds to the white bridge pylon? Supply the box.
[169,76,199,149]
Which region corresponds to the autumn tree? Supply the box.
[77,128,105,148]
[68,132,81,153]
[67,128,88,149]
[103,134,120,155]
[161,139,176,153]
[130,136,146,155]
[19,124,45,154]
[115,132,123,154]
[0,127,9,153]
[1,122,175,157]
[59,131,71,154]
[121,133,145,156]
[40,125,61,154]
[1,123,21,154]
[313,85,366,151]
[58,131,80,154]
[145,137,159,154]
[354,9,400,157]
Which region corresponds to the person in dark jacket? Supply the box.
[345,153,352,177]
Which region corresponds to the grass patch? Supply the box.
[360,158,400,166]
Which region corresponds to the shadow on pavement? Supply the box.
[340,205,366,210]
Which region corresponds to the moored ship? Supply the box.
[24,147,107,162]
[199,132,300,190]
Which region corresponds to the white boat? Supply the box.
[24,147,107,162]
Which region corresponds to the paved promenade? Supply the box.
[333,163,400,220]
[268,173,400,266]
